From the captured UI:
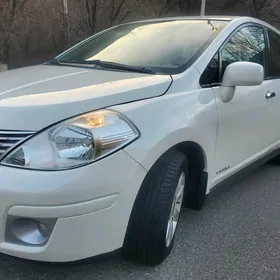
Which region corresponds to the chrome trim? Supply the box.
[0,130,35,160]
[0,130,34,135]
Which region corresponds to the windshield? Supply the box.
[56,20,228,74]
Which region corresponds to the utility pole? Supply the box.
[200,0,206,16]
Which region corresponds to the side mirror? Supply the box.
[220,61,264,102]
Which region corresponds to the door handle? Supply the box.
[265,91,276,99]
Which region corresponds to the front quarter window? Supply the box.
[200,53,219,86]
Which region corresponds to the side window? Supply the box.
[267,30,280,78]
[200,53,219,86]
[221,26,266,77]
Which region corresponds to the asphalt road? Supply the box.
[1,163,280,280]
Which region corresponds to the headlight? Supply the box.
[1,110,139,170]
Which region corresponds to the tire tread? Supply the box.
[123,150,187,265]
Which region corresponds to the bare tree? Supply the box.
[85,0,98,34]
[147,0,180,17]
[178,0,201,15]
[0,0,29,65]
[72,0,134,39]
[110,0,128,25]
[0,0,67,68]
[2,0,280,70]
[207,0,280,23]
[250,0,280,23]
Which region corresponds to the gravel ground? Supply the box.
[1,163,280,280]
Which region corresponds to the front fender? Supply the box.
[111,87,218,188]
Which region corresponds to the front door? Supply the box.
[213,25,273,182]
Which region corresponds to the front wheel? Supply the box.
[122,150,188,265]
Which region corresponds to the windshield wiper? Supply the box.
[59,59,157,75]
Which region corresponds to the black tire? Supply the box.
[122,150,188,266]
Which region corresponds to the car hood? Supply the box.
[0,65,172,130]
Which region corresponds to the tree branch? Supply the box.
[112,0,126,24]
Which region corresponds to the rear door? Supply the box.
[264,29,280,143]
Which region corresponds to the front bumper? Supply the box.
[0,150,147,262]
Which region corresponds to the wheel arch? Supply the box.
[175,141,208,210]
[137,140,208,211]
[123,140,208,255]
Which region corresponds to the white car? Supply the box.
[0,16,279,265]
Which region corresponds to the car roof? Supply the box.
[126,16,279,35]
[128,16,239,24]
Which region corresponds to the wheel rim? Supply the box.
[165,171,185,248]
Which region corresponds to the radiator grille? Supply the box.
[0,130,34,159]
